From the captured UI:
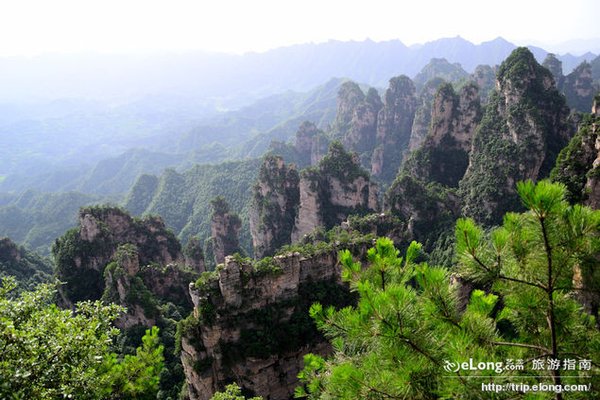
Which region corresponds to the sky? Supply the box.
[0,0,599,56]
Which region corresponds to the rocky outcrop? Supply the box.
[331,81,368,138]
[325,76,421,182]
[208,198,242,265]
[101,243,197,329]
[0,237,52,290]
[291,172,322,242]
[542,54,595,113]
[404,82,482,187]
[184,237,206,273]
[413,58,469,90]
[249,156,300,258]
[270,122,329,169]
[542,53,565,90]
[180,239,371,400]
[53,206,185,303]
[329,82,383,169]
[341,88,382,157]
[471,65,497,104]
[563,61,595,113]
[384,174,461,244]
[294,121,329,166]
[552,94,600,207]
[291,142,378,242]
[409,77,446,151]
[372,76,418,182]
[460,47,573,225]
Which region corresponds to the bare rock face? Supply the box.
[250,156,300,258]
[291,172,320,243]
[329,176,378,210]
[180,241,371,400]
[563,61,595,113]
[384,174,461,242]
[291,143,379,242]
[329,76,420,183]
[551,95,600,208]
[332,81,367,137]
[269,122,330,169]
[542,53,565,90]
[294,121,328,166]
[102,244,197,329]
[330,82,383,170]
[409,77,446,151]
[403,82,481,188]
[53,206,185,304]
[460,47,572,225]
[372,76,418,182]
[471,65,497,104]
[209,198,242,265]
[342,88,383,156]
[184,237,206,273]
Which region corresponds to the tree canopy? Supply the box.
[296,180,600,400]
[0,278,164,399]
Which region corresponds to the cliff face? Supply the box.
[184,237,207,273]
[404,82,482,187]
[180,240,370,400]
[209,198,242,265]
[329,76,428,183]
[543,54,596,113]
[409,77,445,151]
[329,82,382,169]
[249,156,300,258]
[471,64,497,104]
[291,143,378,242]
[294,121,329,166]
[563,61,596,113]
[552,95,600,207]
[542,53,565,90]
[52,206,197,323]
[413,58,469,90]
[341,87,383,157]
[101,243,196,328]
[270,122,329,169]
[460,47,572,225]
[384,174,461,245]
[371,76,418,182]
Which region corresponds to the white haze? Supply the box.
[0,0,598,56]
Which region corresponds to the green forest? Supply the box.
[1,38,600,400]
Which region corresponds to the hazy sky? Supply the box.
[1,0,598,56]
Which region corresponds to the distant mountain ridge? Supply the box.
[0,37,595,106]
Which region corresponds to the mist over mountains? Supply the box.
[0,36,596,181]
[0,36,594,106]
[0,36,598,255]
[1,25,600,399]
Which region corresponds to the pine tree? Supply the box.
[297,180,600,399]
[456,180,600,399]
[296,238,502,399]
